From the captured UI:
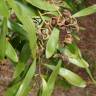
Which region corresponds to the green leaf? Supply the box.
[45,64,86,88]
[16,1,37,18]
[69,57,89,68]
[64,0,77,12]
[16,59,36,96]
[86,68,96,84]
[5,83,20,96]
[46,28,59,58]
[71,32,80,41]
[73,5,96,17]
[62,1,72,11]
[13,43,31,78]
[56,79,71,90]
[60,68,86,87]
[26,0,59,11]
[7,0,37,58]
[42,60,61,96]
[66,43,81,57]
[8,21,27,39]
[0,0,9,17]
[0,18,7,60]
[63,44,89,68]
[5,41,18,62]
[41,77,47,93]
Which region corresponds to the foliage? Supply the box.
[0,0,96,96]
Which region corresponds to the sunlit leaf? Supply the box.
[26,0,59,11]
[63,43,89,68]
[73,5,96,17]
[6,41,18,62]
[46,28,59,58]
[42,60,61,96]
[68,57,89,68]
[41,77,47,93]
[60,68,86,87]
[7,0,37,58]
[45,64,86,88]
[16,59,36,96]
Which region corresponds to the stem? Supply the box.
[86,68,96,85]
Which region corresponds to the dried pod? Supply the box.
[53,53,69,64]
[64,33,73,44]
[62,10,71,17]
[56,17,65,26]
[41,29,50,40]
[59,25,67,45]
[51,17,58,27]
[65,19,70,25]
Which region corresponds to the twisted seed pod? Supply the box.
[36,9,79,58]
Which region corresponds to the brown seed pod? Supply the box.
[53,53,69,64]
[64,33,73,44]
[59,26,67,42]
[36,9,79,58]
[51,17,58,27]
[62,10,72,17]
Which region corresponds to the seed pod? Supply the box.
[59,25,67,45]
[62,10,71,17]
[65,19,70,25]
[53,53,69,64]
[64,33,73,44]
[51,17,58,27]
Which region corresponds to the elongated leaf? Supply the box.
[66,43,81,57]
[41,77,47,93]
[42,60,61,96]
[37,77,47,96]
[46,28,59,58]
[68,57,89,68]
[62,1,72,11]
[0,0,9,17]
[7,0,37,58]
[6,41,18,62]
[5,83,20,96]
[16,1,37,18]
[13,43,30,78]
[73,5,96,17]
[60,68,86,87]
[59,68,86,87]
[26,0,59,11]
[86,68,96,84]
[71,32,80,41]
[0,18,7,60]
[64,0,77,12]
[8,21,27,39]
[63,44,89,68]
[45,64,86,88]
[16,59,36,96]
